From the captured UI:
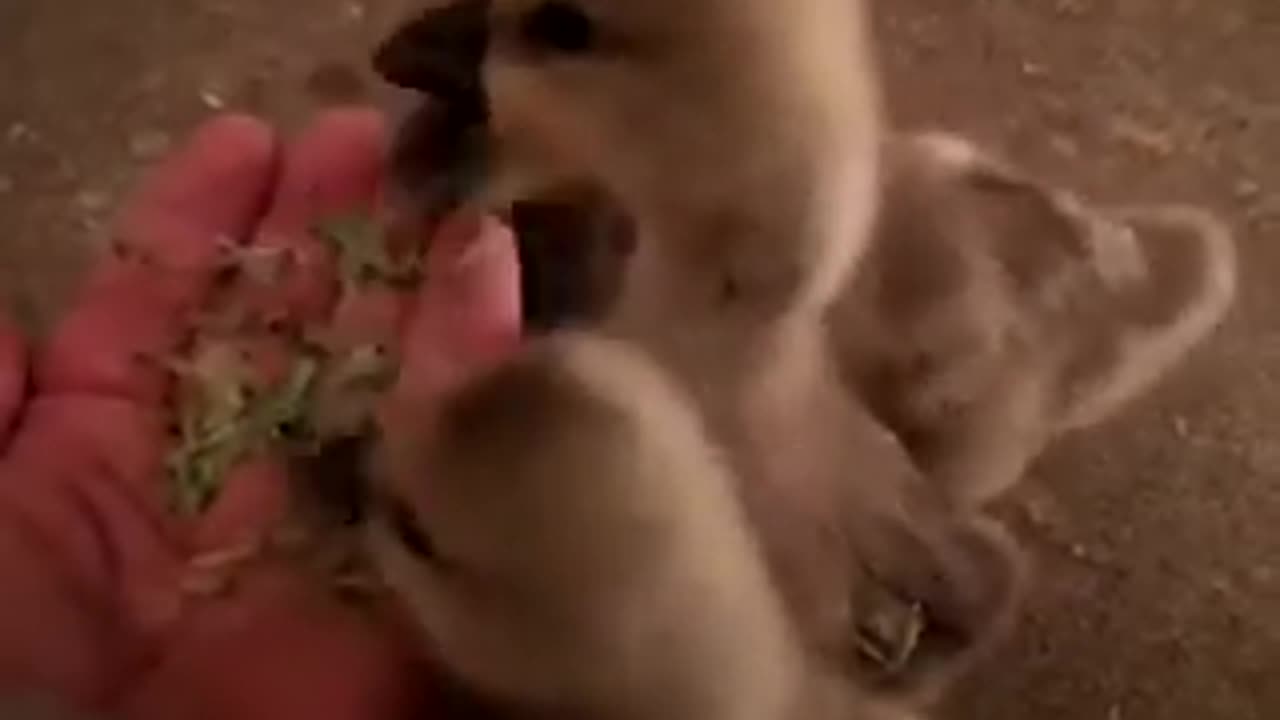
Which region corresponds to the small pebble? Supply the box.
[1172,415,1191,439]
[1208,574,1234,595]
[200,89,227,110]
[1049,133,1079,158]
[1249,564,1276,585]
[1233,178,1261,200]
[6,122,33,144]
[129,129,172,160]
[1021,61,1048,78]
[1109,116,1175,157]
[345,2,367,21]
[0,174,13,194]
[75,190,111,212]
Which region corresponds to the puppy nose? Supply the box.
[374,1,489,109]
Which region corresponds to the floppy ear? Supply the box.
[376,4,494,225]
[373,0,489,110]
[511,189,635,333]
[849,507,1028,705]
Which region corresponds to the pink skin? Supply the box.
[0,109,521,720]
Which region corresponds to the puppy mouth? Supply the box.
[375,4,637,332]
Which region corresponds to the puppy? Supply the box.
[829,133,1238,505]
[369,333,920,720]
[371,0,1025,709]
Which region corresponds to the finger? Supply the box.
[39,115,279,404]
[389,212,522,414]
[195,215,517,549]
[0,313,29,446]
[237,107,389,331]
[121,567,425,720]
[197,110,390,546]
[214,108,390,422]
[188,459,290,551]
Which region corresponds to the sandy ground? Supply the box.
[1,0,1277,718]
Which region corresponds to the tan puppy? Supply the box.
[371,0,1024,710]
[370,334,918,720]
[830,132,1237,505]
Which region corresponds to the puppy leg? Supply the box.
[841,495,1028,707]
[370,333,804,720]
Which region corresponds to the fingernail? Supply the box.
[452,216,509,273]
[416,212,521,359]
[430,211,512,278]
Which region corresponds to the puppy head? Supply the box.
[376,0,882,312]
[367,335,799,716]
[378,0,877,203]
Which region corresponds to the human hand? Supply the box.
[0,109,521,720]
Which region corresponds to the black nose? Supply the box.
[373,1,489,111]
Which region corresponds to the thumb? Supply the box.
[392,211,523,411]
[0,312,30,447]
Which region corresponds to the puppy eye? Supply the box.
[383,496,440,563]
[519,1,596,55]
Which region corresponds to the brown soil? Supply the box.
[1,0,1276,718]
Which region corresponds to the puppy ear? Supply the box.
[850,507,1027,705]
[511,190,635,333]
[373,1,489,109]
[377,4,493,221]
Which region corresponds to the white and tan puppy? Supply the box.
[370,334,918,720]
[830,132,1237,505]
[371,0,1023,710]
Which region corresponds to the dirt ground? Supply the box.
[1,0,1276,718]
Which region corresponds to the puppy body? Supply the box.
[370,334,918,720]
[374,0,1025,709]
[829,133,1238,505]
[471,1,1028,704]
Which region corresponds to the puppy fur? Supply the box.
[369,334,921,720]
[829,132,1238,505]
[372,0,1026,710]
